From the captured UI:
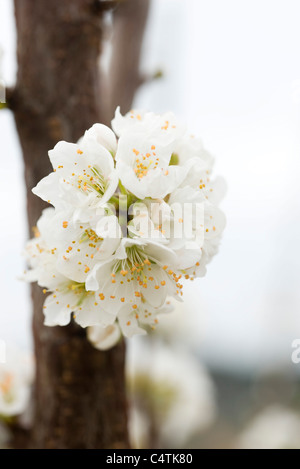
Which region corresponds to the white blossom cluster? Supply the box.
[23,108,225,350]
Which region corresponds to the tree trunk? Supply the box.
[108,0,150,119]
[11,0,149,449]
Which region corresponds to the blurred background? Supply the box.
[1,0,300,448]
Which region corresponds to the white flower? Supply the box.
[86,237,181,310]
[111,108,146,137]
[173,133,214,167]
[113,108,196,199]
[52,209,122,284]
[179,156,227,206]
[32,125,118,215]
[23,208,118,328]
[128,200,200,270]
[42,279,117,328]
[168,186,226,273]
[87,297,174,350]
[112,108,224,202]
[129,186,226,274]
[115,129,187,199]
[0,345,34,417]
[120,298,174,340]
[112,107,185,140]
[23,207,121,284]
[84,123,117,156]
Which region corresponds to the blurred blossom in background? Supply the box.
[0,344,33,418]
[1,0,300,448]
[0,344,34,449]
[237,405,300,449]
[127,339,216,448]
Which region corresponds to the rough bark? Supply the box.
[11,0,149,449]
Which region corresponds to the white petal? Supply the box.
[84,123,117,154]
[172,245,202,270]
[111,107,145,137]
[75,294,116,328]
[141,266,170,307]
[204,203,226,239]
[87,323,121,350]
[32,172,63,208]
[85,259,113,291]
[43,292,73,326]
[144,240,178,268]
[118,305,146,338]
[49,141,81,172]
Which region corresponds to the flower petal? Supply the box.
[87,323,121,350]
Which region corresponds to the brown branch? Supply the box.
[107,0,151,120]
[13,0,130,449]
[138,68,163,89]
